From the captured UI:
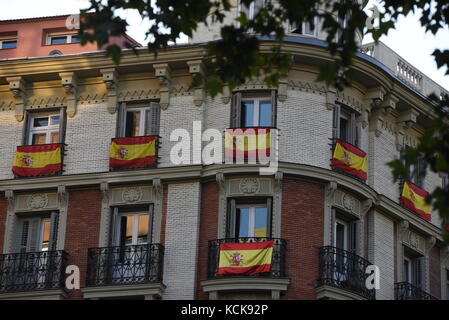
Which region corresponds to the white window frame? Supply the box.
[334,219,349,251]
[0,37,17,49]
[241,96,272,127]
[404,256,412,283]
[289,18,317,37]
[236,203,268,238]
[125,106,151,137]
[115,212,150,246]
[28,112,60,145]
[45,32,79,45]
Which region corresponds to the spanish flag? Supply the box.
[331,140,367,181]
[12,144,62,177]
[110,136,157,169]
[400,181,431,221]
[224,128,271,160]
[217,240,274,275]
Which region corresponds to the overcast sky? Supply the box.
[0,0,448,90]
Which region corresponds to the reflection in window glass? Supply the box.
[237,208,250,238]
[50,131,59,144]
[242,101,255,127]
[120,216,134,246]
[51,37,67,45]
[339,117,348,142]
[71,36,79,43]
[259,101,272,127]
[137,214,149,244]
[2,40,17,49]
[32,133,47,145]
[33,117,49,127]
[50,116,60,125]
[254,207,268,237]
[41,220,51,252]
[126,111,141,137]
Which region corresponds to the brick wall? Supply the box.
[63,188,102,300]
[281,177,324,299]
[0,110,23,180]
[0,196,7,252]
[429,246,441,299]
[196,181,219,300]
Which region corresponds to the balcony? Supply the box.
[201,237,289,300]
[83,244,165,299]
[316,246,375,300]
[0,250,68,297]
[395,282,438,300]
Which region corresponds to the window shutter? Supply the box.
[28,218,41,252]
[231,92,242,128]
[116,103,127,138]
[48,212,59,251]
[59,107,67,144]
[147,204,154,243]
[414,258,423,288]
[266,198,272,238]
[331,208,336,246]
[15,220,29,253]
[22,110,31,145]
[110,207,119,246]
[349,221,357,253]
[227,199,236,239]
[332,104,341,140]
[417,157,428,188]
[270,90,277,127]
[147,102,161,136]
[350,112,357,145]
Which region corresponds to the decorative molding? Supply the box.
[221,85,231,104]
[100,182,109,200]
[5,190,14,209]
[57,185,68,206]
[326,180,338,199]
[118,88,159,102]
[122,187,143,203]
[399,220,410,237]
[101,68,119,114]
[27,193,49,210]
[78,92,108,104]
[26,95,66,109]
[236,78,273,91]
[336,89,363,113]
[274,171,283,193]
[287,79,326,95]
[187,60,205,107]
[238,178,261,194]
[7,76,26,121]
[216,172,225,193]
[152,178,162,198]
[425,236,436,254]
[154,63,171,110]
[325,87,337,111]
[59,72,78,118]
[0,100,15,111]
[360,198,374,217]
[278,75,288,102]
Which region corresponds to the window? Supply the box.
[231,91,277,128]
[240,0,265,20]
[289,18,317,36]
[0,38,17,49]
[333,103,358,146]
[403,248,423,288]
[401,147,427,187]
[332,210,357,252]
[15,213,59,253]
[227,198,272,239]
[46,33,79,45]
[24,109,67,146]
[117,102,160,138]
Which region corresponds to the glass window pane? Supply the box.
[41,220,51,252]
[50,131,59,144]
[259,101,272,127]
[50,36,67,45]
[137,214,149,244]
[404,259,410,282]
[236,208,250,238]
[2,40,17,49]
[33,117,49,127]
[50,115,60,125]
[119,216,134,246]
[241,101,255,127]
[32,133,47,145]
[125,111,140,137]
[339,117,348,142]
[144,110,152,136]
[336,222,346,250]
[254,207,268,237]
[71,36,79,43]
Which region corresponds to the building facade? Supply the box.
[0,2,448,300]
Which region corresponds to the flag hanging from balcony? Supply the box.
[400,181,431,221]
[217,240,274,275]
[331,140,367,181]
[110,136,157,169]
[224,128,271,160]
[12,144,62,177]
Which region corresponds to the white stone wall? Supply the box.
[64,102,115,175]
[0,110,23,180]
[162,182,201,300]
[278,90,332,168]
[368,210,395,300]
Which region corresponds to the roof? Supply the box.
[0,14,73,24]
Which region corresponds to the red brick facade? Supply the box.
[281,177,324,299]
[63,188,102,300]
[429,246,442,299]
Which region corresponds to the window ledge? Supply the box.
[315,285,368,300]
[81,282,165,300]
[0,289,67,300]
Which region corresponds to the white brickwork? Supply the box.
[0,110,23,180]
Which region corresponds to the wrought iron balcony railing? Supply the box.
[0,250,68,293]
[394,282,438,300]
[207,237,287,279]
[86,244,164,287]
[317,246,375,300]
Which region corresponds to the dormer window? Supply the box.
[46,32,79,45]
[0,38,17,49]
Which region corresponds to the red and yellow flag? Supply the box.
[12,144,62,177]
[400,181,431,221]
[224,128,271,160]
[217,240,274,275]
[331,140,367,180]
[110,136,157,169]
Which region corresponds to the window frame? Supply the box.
[115,211,151,247]
[241,95,273,128]
[231,90,277,129]
[333,103,359,146]
[0,38,17,49]
[45,32,79,45]
[235,203,269,238]
[110,205,154,247]
[27,112,61,145]
[125,105,152,137]
[117,101,161,138]
[15,212,58,253]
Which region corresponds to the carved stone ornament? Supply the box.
[239,178,260,194]
[410,232,420,249]
[27,194,49,209]
[122,187,143,203]
[342,193,356,212]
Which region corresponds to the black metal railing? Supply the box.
[86,244,164,286]
[317,246,375,300]
[394,282,438,300]
[0,250,68,293]
[207,237,287,279]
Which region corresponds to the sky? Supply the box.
[0,0,448,90]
